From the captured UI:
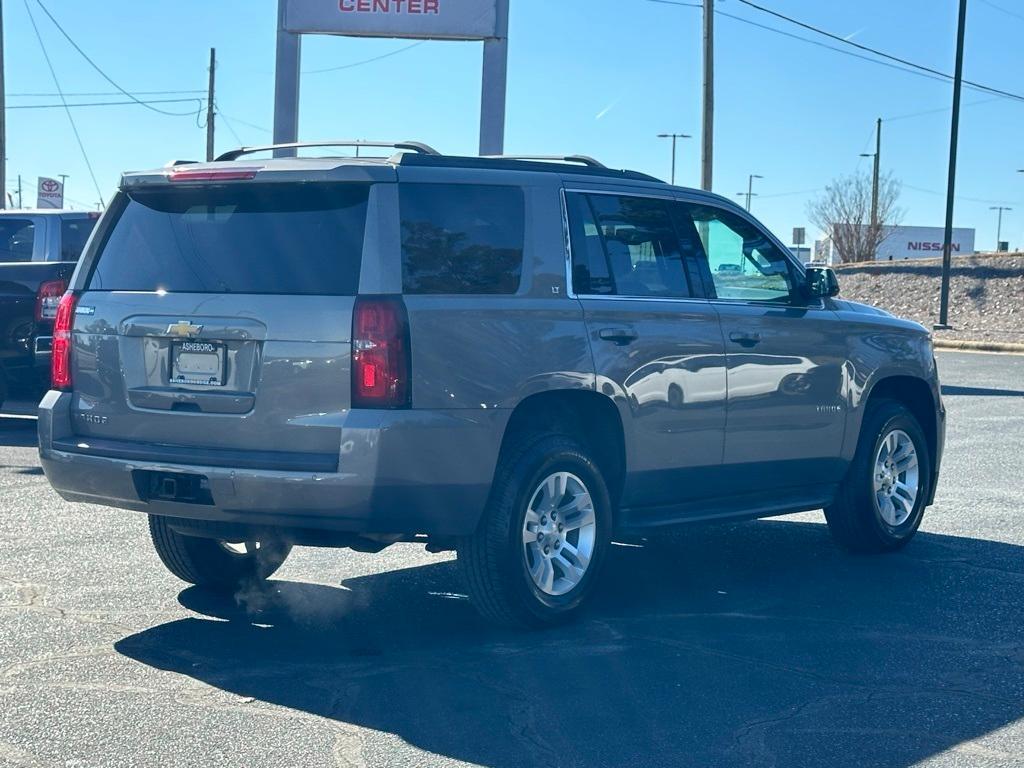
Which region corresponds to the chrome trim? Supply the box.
[563,186,677,201]
[560,185,819,310]
[559,187,577,300]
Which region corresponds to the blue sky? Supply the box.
[5,0,1022,248]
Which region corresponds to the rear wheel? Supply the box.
[148,516,292,589]
[458,434,612,628]
[825,400,932,553]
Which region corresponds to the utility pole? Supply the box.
[701,0,714,191]
[657,133,691,185]
[937,0,968,330]
[0,0,6,210]
[58,174,68,208]
[206,48,216,162]
[860,118,882,240]
[990,206,1011,250]
[740,174,763,211]
[16,173,21,208]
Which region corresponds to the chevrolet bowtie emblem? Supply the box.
[166,321,203,337]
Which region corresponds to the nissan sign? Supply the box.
[283,0,499,40]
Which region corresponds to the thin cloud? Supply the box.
[595,99,620,120]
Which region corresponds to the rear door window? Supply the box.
[87,184,370,294]
[0,218,36,262]
[400,183,525,294]
[60,217,98,262]
[566,193,693,298]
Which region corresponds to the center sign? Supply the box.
[275,0,508,155]
[283,0,499,40]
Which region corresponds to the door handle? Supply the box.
[729,331,762,347]
[599,328,639,345]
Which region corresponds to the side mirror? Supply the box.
[804,266,840,299]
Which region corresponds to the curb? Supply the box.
[933,338,1024,354]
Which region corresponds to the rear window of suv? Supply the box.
[400,183,525,294]
[87,183,370,294]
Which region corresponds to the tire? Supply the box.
[458,433,612,628]
[825,399,932,553]
[148,515,292,589]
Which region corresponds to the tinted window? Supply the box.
[400,184,524,294]
[60,217,97,262]
[88,184,369,294]
[684,204,798,304]
[0,218,36,263]
[567,193,691,298]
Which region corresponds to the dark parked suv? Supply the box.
[39,141,945,626]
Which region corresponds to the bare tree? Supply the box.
[808,172,903,263]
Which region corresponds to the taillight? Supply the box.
[36,278,69,321]
[351,296,411,409]
[168,167,259,182]
[51,292,77,391]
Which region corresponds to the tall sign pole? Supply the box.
[937,0,968,330]
[479,0,508,155]
[0,0,6,209]
[274,0,302,157]
[701,0,714,191]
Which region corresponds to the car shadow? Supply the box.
[114,520,1024,767]
[0,418,38,449]
[941,384,1024,398]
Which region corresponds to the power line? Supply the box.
[7,98,205,110]
[33,0,203,117]
[978,0,1024,23]
[214,104,246,147]
[733,0,1024,103]
[9,89,206,97]
[302,41,425,75]
[215,109,271,135]
[22,0,103,205]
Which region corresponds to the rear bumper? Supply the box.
[38,391,507,537]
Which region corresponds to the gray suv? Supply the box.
[38,141,945,627]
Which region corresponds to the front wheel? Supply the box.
[458,434,612,628]
[825,400,932,553]
[148,516,292,589]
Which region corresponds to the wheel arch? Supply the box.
[498,389,627,509]
[862,374,939,500]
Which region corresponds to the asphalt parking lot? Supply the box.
[1,350,1022,768]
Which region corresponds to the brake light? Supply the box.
[36,278,68,321]
[167,167,259,182]
[51,292,77,391]
[351,296,411,409]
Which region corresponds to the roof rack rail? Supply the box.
[481,154,607,168]
[215,140,441,162]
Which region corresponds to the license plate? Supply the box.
[171,341,226,386]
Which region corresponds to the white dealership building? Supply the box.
[815,225,976,264]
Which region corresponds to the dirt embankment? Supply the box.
[834,253,1024,343]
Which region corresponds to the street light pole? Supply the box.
[937,0,969,330]
[58,174,68,209]
[742,174,763,211]
[657,133,691,185]
[990,206,1011,251]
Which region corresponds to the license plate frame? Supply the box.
[170,340,226,387]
